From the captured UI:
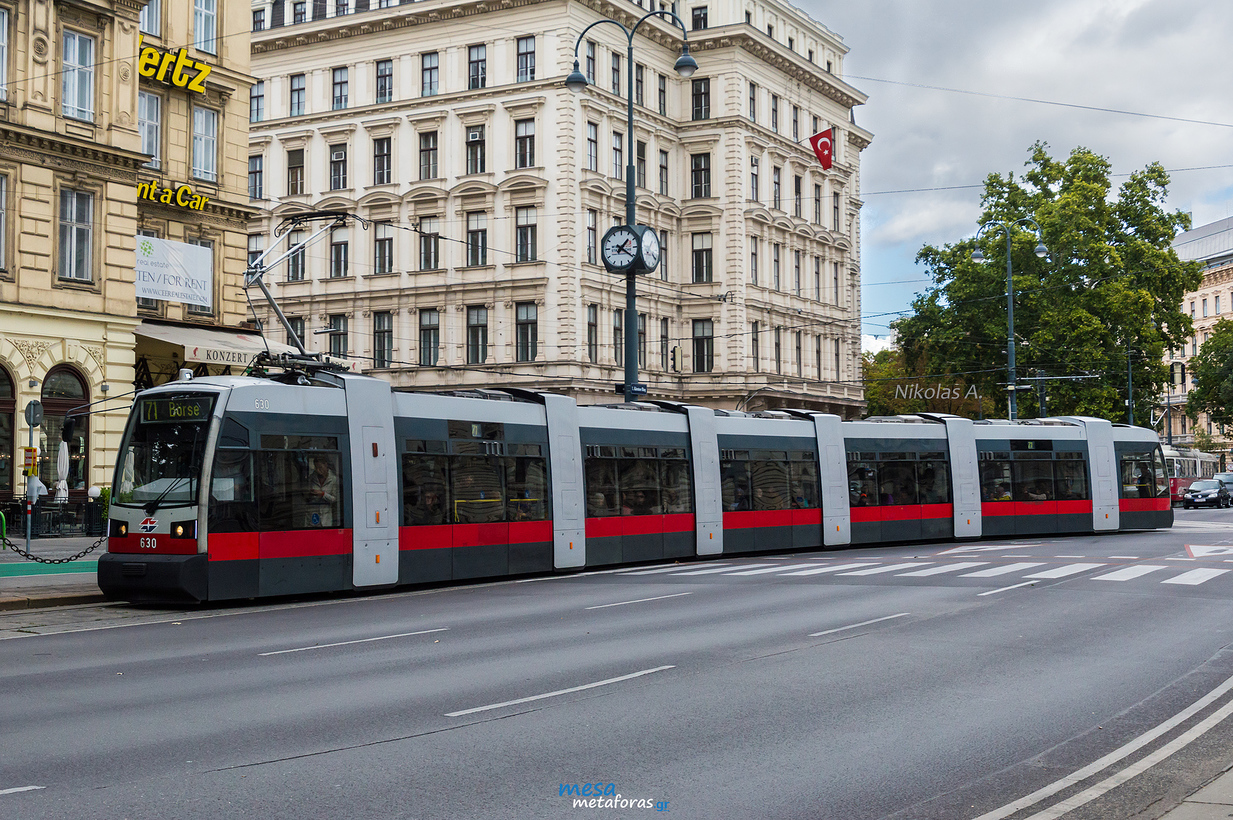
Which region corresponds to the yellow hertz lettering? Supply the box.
[138,36,211,93]
[137,180,211,211]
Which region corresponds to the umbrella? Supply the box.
[54,441,69,501]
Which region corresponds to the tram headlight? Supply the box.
[170,520,197,539]
[108,519,127,538]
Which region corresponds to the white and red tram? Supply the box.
[1161,445,1219,503]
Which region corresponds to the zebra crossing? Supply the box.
[612,556,1233,589]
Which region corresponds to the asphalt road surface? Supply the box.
[5,509,1233,819]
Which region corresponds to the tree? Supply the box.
[894,143,1201,422]
[862,348,985,417]
[1187,318,1233,429]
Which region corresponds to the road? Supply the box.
[4,510,1233,819]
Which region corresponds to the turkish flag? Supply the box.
[809,128,834,169]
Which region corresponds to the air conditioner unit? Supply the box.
[467,130,483,142]
[331,149,345,161]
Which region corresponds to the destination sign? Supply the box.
[139,396,214,425]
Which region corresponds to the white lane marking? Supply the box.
[974,668,1233,820]
[808,613,910,637]
[1186,544,1233,557]
[725,563,820,576]
[781,562,879,576]
[961,562,1045,578]
[839,562,932,576]
[1109,555,1139,559]
[1093,565,1167,582]
[978,581,1037,596]
[1166,557,1197,561]
[1055,554,1086,558]
[445,666,675,717]
[672,564,773,576]
[1023,563,1106,579]
[517,568,630,583]
[937,544,1043,554]
[585,592,692,610]
[259,628,448,656]
[0,786,45,796]
[897,562,989,577]
[1163,568,1231,586]
[622,563,729,575]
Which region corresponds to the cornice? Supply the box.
[0,123,148,179]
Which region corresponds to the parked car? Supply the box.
[1183,479,1230,509]
[1214,473,1233,488]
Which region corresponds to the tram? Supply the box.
[1161,445,1219,503]
[99,366,1172,603]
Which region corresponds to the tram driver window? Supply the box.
[208,449,256,533]
[1119,449,1168,498]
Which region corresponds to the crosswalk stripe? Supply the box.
[623,563,729,575]
[1163,568,1231,586]
[961,562,1045,578]
[839,562,932,576]
[897,562,989,577]
[725,563,820,576]
[1023,563,1106,579]
[672,564,773,576]
[1093,565,1167,582]
[780,562,879,576]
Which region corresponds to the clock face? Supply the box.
[602,226,639,271]
[639,227,660,271]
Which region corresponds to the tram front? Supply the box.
[99,387,219,603]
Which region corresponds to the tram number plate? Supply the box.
[139,537,158,549]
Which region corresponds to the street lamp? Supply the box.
[567,11,696,403]
[971,218,1047,420]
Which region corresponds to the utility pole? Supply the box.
[1127,346,1135,426]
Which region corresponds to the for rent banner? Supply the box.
[134,236,212,308]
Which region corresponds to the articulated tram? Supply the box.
[99,369,1171,603]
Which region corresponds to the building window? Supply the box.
[833,192,841,230]
[194,0,217,54]
[796,331,803,376]
[373,137,391,185]
[467,306,488,364]
[58,189,92,281]
[191,106,218,182]
[61,31,94,121]
[373,222,393,274]
[659,150,669,195]
[814,256,821,300]
[286,230,305,280]
[794,175,803,217]
[660,230,669,281]
[750,238,758,286]
[421,52,439,96]
[835,339,842,378]
[287,148,305,195]
[792,105,799,141]
[691,153,711,198]
[691,232,713,283]
[515,119,535,168]
[638,313,647,368]
[373,312,393,369]
[138,91,161,168]
[419,216,440,270]
[794,250,802,295]
[252,8,264,30]
[773,243,781,290]
[693,319,714,373]
[775,327,782,374]
[751,321,760,371]
[376,59,393,103]
[586,122,598,171]
[660,318,670,371]
[581,304,597,363]
[611,52,621,95]
[249,81,264,123]
[772,167,781,209]
[816,335,822,379]
[517,36,535,82]
[658,73,667,115]
[466,212,487,266]
[586,210,597,264]
[691,78,710,120]
[248,155,263,200]
[328,315,348,358]
[814,184,822,224]
[1203,298,1208,318]
[419,309,439,366]
[293,1,306,23]
[287,316,304,348]
[516,207,537,262]
[635,63,644,106]
[748,82,757,122]
[332,67,348,109]
[692,6,708,29]
[141,0,161,36]
[614,309,623,366]
[636,141,647,188]
[329,144,347,190]
[585,40,596,83]
[419,131,438,179]
[468,44,486,90]
[289,73,305,116]
[1217,295,1223,315]
[612,132,624,179]
[516,302,538,362]
[833,261,841,305]
[465,125,485,174]
[770,94,779,132]
[749,157,759,200]
[329,227,349,278]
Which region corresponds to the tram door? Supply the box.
[342,375,399,586]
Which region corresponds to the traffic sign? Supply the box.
[614,383,648,396]
[24,400,42,426]
[21,447,36,475]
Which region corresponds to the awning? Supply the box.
[134,322,299,366]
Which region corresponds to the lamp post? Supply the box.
[972,218,1048,420]
[566,12,697,403]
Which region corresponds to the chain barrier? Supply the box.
[3,534,107,564]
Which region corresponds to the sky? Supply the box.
[795,0,1233,346]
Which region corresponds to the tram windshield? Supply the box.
[112,394,215,509]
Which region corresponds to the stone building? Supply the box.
[247,0,871,412]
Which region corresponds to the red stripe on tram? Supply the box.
[1120,497,1171,512]
[259,529,351,559]
[208,532,258,561]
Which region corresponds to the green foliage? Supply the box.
[894,143,1201,422]
[862,349,985,417]
[1186,318,1233,429]
[98,486,110,522]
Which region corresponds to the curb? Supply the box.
[0,590,108,611]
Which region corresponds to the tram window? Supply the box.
[1012,460,1054,501]
[661,459,693,513]
[506,456,549,521]
[619,458,661,514]
[585,458,619,517]
[1055,459,1088,500]
[847,460,877,507]
[259,434,338,450]
[402,454,450,525]
[980,457,1012,502]
[721,457,752,511]
[879,460,917,506]
[258,450,342,530]
[789,460,819,508]
[751,460,790,510]
[452,456,504,523]
[406,439,448,454]
[917,461,949,504]
[208,450,257,533]
[1119,449,1168,498]
[218,417,250,448]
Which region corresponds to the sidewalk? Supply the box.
[1158,771,1233,819]
[0,533,107,610]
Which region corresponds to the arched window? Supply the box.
[39,366,89,495]
[0,369,12,497]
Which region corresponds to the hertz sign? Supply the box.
[137,35,212,93]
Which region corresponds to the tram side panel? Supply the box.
[1113,434,1173,530]
[842,423,954,545]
